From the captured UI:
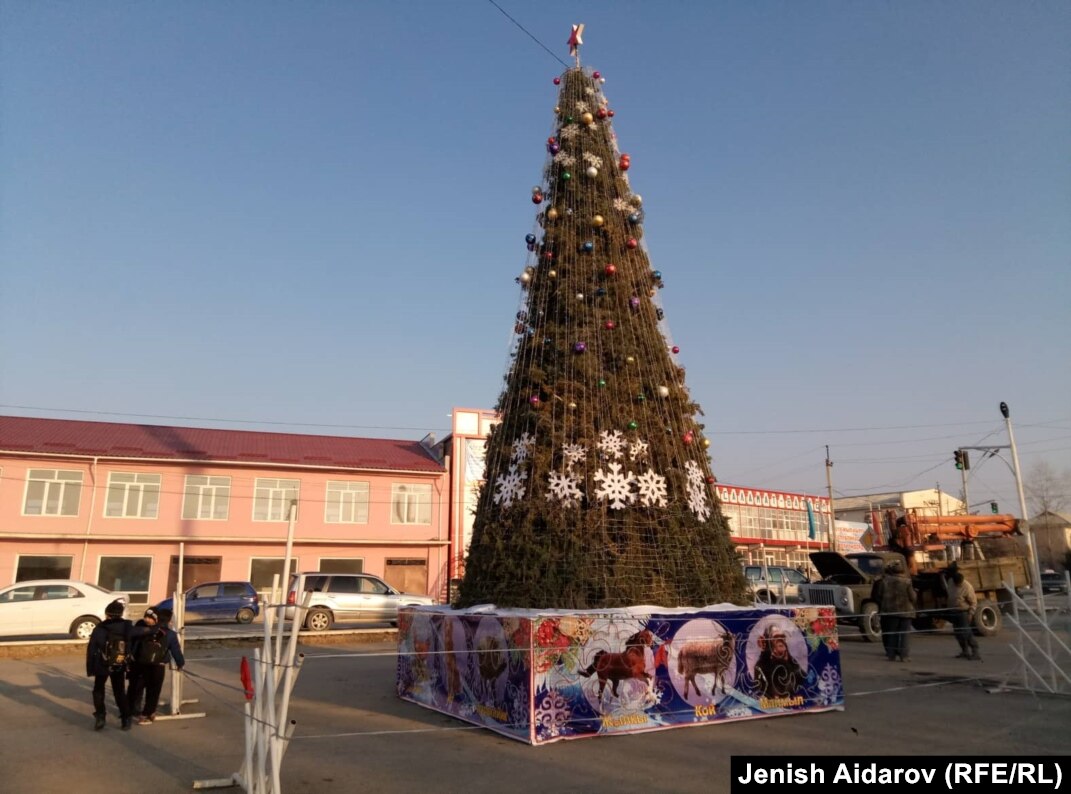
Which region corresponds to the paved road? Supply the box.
[0,625,1068,793]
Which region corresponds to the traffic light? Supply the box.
[990,501,999,514]
[954,450,963,470]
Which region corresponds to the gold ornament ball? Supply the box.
[568,402,577,410]
[702,438,711,448]
[546,207,559,221]
[630,194,643,206]
[581,112,594,125]
[592,214,605,227]
[626,356,636,364]
[548,269,557,279]
[657,385,670,397]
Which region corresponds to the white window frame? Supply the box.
[15,553,74,580]
[104,471,161,519]
[390,483,432,525]
[253,478,300,522]
[22,469,84,516]
[182,474,231,520]
[324,480,370,524]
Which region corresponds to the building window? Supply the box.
[391,483,432,525]
[105,472,161,518]
[318,558,364,574]
[253,478,299,522]
[250,557,299,593]
[325,481,369,524]
[182,475,231,520]
[15,554,73,581]
[98,556,152,604]
[23,469,83,516]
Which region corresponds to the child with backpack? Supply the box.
[85,598,141,731]
[128,606,185,725]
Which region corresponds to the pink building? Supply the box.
[0,416,449,604]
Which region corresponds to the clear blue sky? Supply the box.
[2,1,1068,513]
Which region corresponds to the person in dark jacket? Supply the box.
[86,598,141,731]
[877,559,917,662]
[127,607,160,717]
[130,606,186,724]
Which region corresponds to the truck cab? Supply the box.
[797,551,905,642]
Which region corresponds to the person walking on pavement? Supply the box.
[878,558,917,662]
[129,606,185,725]
[86,598,143,731]
[947,571,981,661]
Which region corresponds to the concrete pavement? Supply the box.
[0,626,1067,793]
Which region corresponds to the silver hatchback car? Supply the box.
[285,572,434,631]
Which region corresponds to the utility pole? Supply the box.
[1000,402,1044,617]
[825,445,837,552]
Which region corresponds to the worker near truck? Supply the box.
[947,571,981,661]
[874,559,917,662]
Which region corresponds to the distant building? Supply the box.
[0,416,449,603]
[1032,511,1071,571]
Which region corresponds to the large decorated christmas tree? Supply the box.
[458,36,748,610]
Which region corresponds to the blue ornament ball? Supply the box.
[582,241,594,252]
[525,233,536,245]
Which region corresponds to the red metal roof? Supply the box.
[0,415,444,473]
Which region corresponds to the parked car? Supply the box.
[0,580,130,639]
[1039,571,1069,596]
[285,572,434,631]
[156,581,259,624]
[743,565,810,603]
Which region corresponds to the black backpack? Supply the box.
[101,629,128,669]
[136,629,168,665]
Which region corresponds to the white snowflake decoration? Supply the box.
[553,151,576,167]
[612,197,631,212]
[574,100,589,113]
[597,429,626,459]
[684,460,706,488]
[582,152,603,168]
[561,443,587,470]
[511,432,535,463]
[584,86,595,96]
[593,462,636,510]
[686,479,711,521]
[493,464,527,509]
[635,469,668,508]
[547,470,584,506]
[628,439,649,460]
[559,123,580,140]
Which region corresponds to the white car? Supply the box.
[0,580,130,639]
[285,572,434,631]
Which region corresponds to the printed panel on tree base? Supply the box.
[396,604,844,745]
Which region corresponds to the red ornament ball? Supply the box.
[608,110,615,117]
[626,238,639,249]
[672,345,680,354]
[604,263,616,276]
[531,192,543,204]
[683,432,694,445]
[592,71,601,79]
[544,250,554,260]
[707,476,717,484]
[604,320,616,330]
[596,108,608,119]
[553,77,561,85]
[529,394,541,406]
[547,137,557,145]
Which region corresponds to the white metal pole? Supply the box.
[825,446,838,552]
[1001,402,1045,618]
[276,500,298,668]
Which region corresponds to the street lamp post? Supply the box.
[1000,402,1045,617]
